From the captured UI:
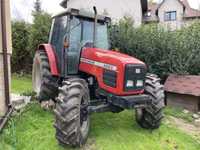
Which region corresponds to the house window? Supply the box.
[164,11,177,21]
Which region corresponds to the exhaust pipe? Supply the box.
[93,6,97,48]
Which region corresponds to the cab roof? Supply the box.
[53,8,111,23]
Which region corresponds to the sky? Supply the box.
[11,0,200,23]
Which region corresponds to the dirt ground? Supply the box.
[165,116,200,143]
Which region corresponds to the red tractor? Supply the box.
[32,7,164,147]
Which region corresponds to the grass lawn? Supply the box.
[0,75,200,150]
[11,74,32,94]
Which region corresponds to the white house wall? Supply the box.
[66,0,143,26]
[158,0,184,30]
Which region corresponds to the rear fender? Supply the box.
[37,44,59,76]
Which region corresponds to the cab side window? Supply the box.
[50,15,68,53]
[69,17,82,52]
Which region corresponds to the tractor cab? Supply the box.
[49,8,111,76]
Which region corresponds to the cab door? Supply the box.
[49,15,82,76]
[49,15,68,76]
[67,16,82,75]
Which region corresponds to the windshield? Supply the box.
[70,16,110,50]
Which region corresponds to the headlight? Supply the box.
[136,80,143,87]
[126,80,134,87]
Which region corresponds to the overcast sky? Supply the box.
[11,0,200,23]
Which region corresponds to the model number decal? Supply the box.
[80,58,117,71]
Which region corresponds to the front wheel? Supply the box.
[54,78,90,147]
[32,50,58,101]
[135,74,165,129]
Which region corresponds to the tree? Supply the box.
[12,21,31,73]
[29,0,52,58]
[34,0,42,13]
[29,12,52,57]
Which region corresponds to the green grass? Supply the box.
[0,75,200,150]
[1,103,200,150]
[164,106,194,122]
[11,74,32,94]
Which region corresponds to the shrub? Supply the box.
[11,12,52,73]
[29,12,52,57]
[110,18,200,79]
[11,21,31,73]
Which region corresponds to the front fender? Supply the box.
[37,44,59,76]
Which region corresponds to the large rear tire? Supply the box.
[32,50,58,101]
[135,74,165,129]
[54,78,90,147]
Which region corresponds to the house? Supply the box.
[164,75,200,112]
[145,0,200,29]
[60,0,148,26]
[0,0,12,118]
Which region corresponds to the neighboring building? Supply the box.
[0,0,12,117]
[164,75,200,112]
[145,0,200,29]
[60,0,148,26]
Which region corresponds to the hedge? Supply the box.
[110,18,200,79]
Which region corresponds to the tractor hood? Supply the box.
[79,47,146,96]
[80,47,146,72]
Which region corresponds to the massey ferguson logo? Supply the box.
[81,58,117,71]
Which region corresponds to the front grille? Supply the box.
[124,64,146,91]
[103,70,117,88]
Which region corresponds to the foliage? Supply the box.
[11,21,31,73]
[28,11,51,57]
[34,0,42,13]
[11,5,52,73]
[110,18,200,79]
[11,74,32,94]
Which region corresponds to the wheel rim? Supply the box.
[33,59,42,95]
[136,108,143,121]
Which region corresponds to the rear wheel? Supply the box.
[54,78,90,147]
[32,50,58,101]
[135,74,165,129]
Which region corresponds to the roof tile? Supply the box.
[164,74,200,96]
